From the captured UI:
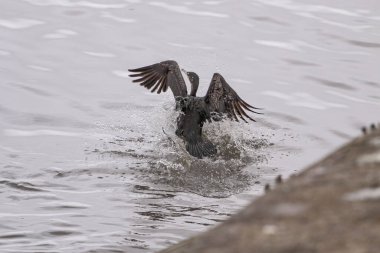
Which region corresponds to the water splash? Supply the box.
[95,101,270,198]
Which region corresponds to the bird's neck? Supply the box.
[190,82,198,96]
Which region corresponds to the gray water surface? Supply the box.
[0,0,379,252]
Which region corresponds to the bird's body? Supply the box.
[175,96,217,157]
[128,60,261,158]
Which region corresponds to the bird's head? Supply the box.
[181,69,199,96]
[186,72,199,86]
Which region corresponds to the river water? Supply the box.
[0,0,379,252]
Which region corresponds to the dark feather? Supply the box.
[204,73,261,122]
[128,60,188,97]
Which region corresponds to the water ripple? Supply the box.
[255,39,369,55]
[0,18,44,29]
[112,70,131,78]
[250,16,289,26]
[149,2,229,18]
[254,0,361,17]
[347,40,380,48]
[43,29,77,39]
[0,180,44,192]
[167,42,214,50]
[22,0,126,9]
[28,65,52,72]
[9,193,59,201]
[101,11,136,23]
[202,1,223,5]
[0,212,78,218]
[306,76,355,91]
[296,12,371,31]
[284,59,319,67]
[254,40,301,51]
[326,90,380,106]
[0,50,10,56]
[0,231,33,239]
[41,201,91,210]
[84,51,116,58]
[3,129,112,139]
[262,91,348,110]
[0,0,378,252]
[43,229,81,237]
[9,82,54,97]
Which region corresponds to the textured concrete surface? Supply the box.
[160,125,380,253]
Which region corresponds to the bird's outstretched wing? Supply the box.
[204,73,262,122]
[128,60,188,97]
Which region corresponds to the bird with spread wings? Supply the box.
[129,60,262,158]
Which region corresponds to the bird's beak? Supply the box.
[181,68,188,75]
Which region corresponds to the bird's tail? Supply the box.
[185,139,217,159]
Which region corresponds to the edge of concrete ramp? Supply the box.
[159,124,380,253]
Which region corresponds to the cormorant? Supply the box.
[128,60,262,159]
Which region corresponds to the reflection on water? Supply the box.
[0,0,379,252]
